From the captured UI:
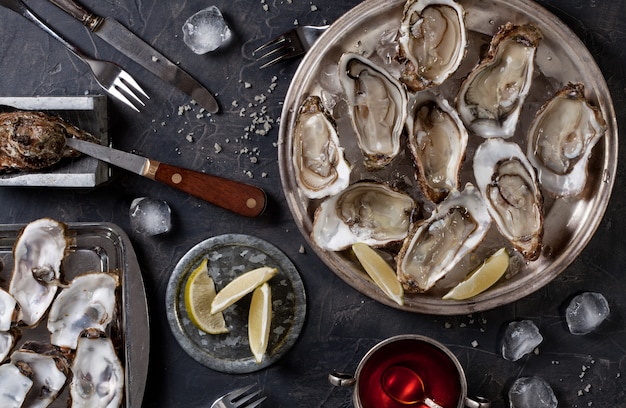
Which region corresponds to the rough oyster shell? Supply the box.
[338,53,408,169]
[474,138,543,260]
[311,181,417,251]
[406,90,468,203]
[397,183,491,293]
[292,95,351,199]
[456,23,543,138]
[526,82,606,197]
[398,0,468,92]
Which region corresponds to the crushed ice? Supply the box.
[129,197,172,236]
[508,376,558,408]
[182,6,232,54]
[501,320,543,361]
[566,292,610,335]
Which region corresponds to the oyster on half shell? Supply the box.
[338,53,408,169]
[398,0,468,92]
[526,82,606,197]
[474,138,543,260]
[457,23,543,138]
[397,183,491,293]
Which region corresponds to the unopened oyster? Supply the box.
[398,0,467,92]
[338,53,408,169]
[0,362,33,408]
[293,95,351,199]
[406,90,468,203]
[312,181,417,251]
[457,23,543,138]
[527,82,606,197]
[397,184,491,292]
[474,139,543,260]
[9,218,69,326]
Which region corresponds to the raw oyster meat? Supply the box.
[0,362,33,408]
[397,184,491,292]
[398,0,467,92]
[312,181,417,251]
[293,95,351,199]
[70,329,123,408]
[406,90,468,202]
[456,23,543,138]
[338,53,408,169]
[526,82,606,197]
[0,110,96,172]
[0,288,16,331]
[9,218,69,326]
[474,139,543,260]
[48,272,119,350]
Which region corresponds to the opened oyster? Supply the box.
[0,362,33,408]
[474,139,543,260]
[397,184,491,292]
[338,53,408,169]
[406,90,468,203]
[398,0,467,92]
[312,182,417,251]
[457,23,543,138]
[0,288,16,331]
[527,82,606,197]
[9,218,69,326]
[293,95,351,199]
[0,332,15,362]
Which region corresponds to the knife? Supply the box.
[49,0,219,114]
[65,138,266,217]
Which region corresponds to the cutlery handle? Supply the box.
[148,162,267,218]
[48,0,103,31]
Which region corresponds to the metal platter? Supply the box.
[166,234,306,374]
[0,222,149,408]
[278,0,618,314]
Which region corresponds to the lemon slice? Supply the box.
[210,266,277,314]
[184,259,229,334]
[443,247,510,300]
[249,282,272,363]
[352,242,404,306]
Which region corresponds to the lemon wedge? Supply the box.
[210,266,277,314]
[443,247,510,300]
[248,282,272,363]
[184,259,229,334]
[352,242,404,306]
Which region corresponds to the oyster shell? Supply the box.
[398,0,467,92]
[456,23,543,138]
[0,288,17,331]
[311,181,417,251]
[338,53,408,169]
[474,139,543,260]
[9,218,69,326]
[0,332,15,362]
[526,82,606,197]
[406,90,468,203]
[47,272,119,350]
[0,362,33,408]
[293,95,351,199]
[70,329,123,408]
[397,183,491,292]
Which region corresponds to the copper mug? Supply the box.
[329,334,490,408]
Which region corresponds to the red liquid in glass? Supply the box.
[357,339,462,408]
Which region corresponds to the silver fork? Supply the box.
[210,385,266,408]
[253,24,329,69]
[0,0,149,111]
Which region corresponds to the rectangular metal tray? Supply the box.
[0,222,149,407]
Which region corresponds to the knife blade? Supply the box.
[49,0,219,113]
[65,138,266,217]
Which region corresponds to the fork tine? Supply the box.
[106,87,142,112]
[225,385,255,401]
[232,389,261,407]
[253,35,287,54]
[243,396,267,408]
[117,70,150,100]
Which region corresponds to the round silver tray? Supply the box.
[278,0,617,314]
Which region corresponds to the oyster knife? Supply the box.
[65,138,266,217]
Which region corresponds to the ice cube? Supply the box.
[129,197,172,236]
[182,6,232,54]
[501,320,543,361]
[508,376,557,408]
[565,292,610,335]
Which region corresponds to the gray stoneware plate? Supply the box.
[278,0,618,314]
[166,234,306,373]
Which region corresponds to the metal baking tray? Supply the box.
[0,96,110,187]
[0,222,149,407]
[278,0,618,314]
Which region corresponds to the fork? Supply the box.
[253,24,329,68]
[0,0,149,112]
[210,385,266,408]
